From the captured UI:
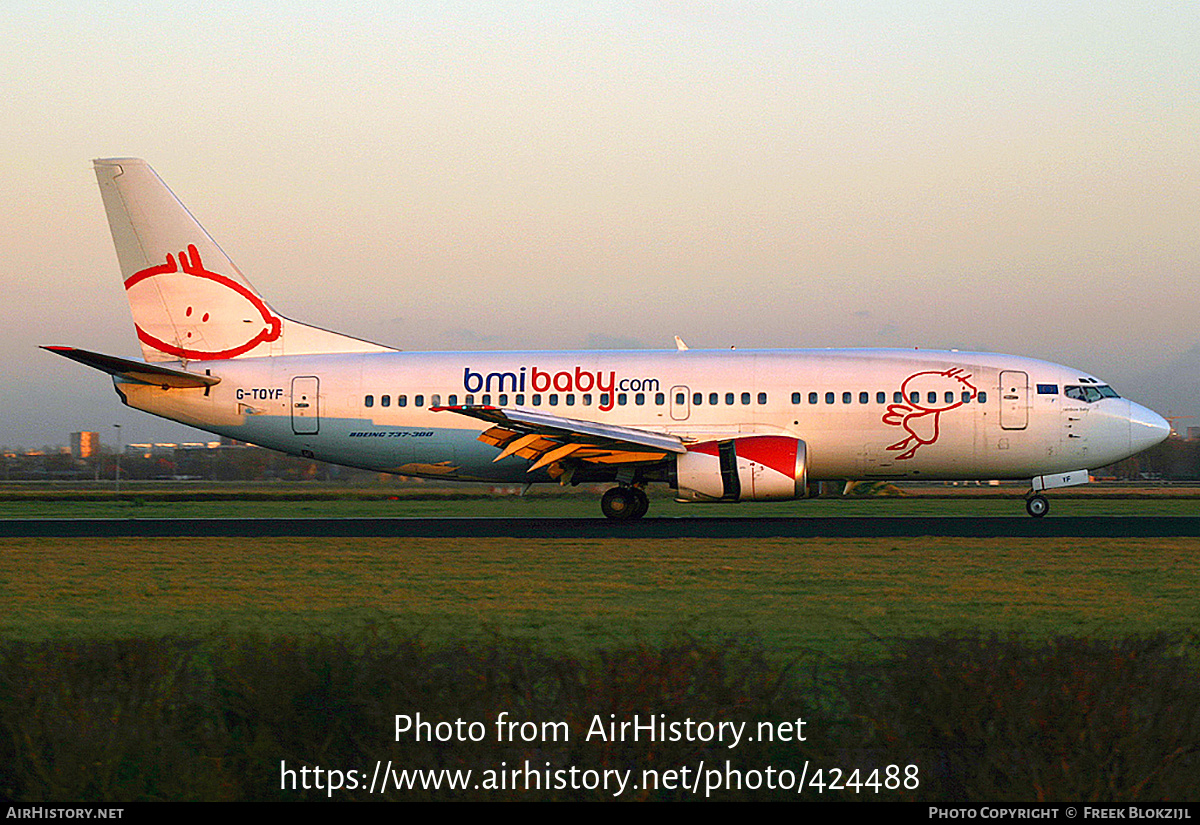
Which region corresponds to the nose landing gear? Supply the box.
[1025,494,1049,518]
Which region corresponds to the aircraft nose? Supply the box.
[1129,403,1170,453]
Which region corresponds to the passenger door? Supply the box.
[999,370,1028,430]
[291,376,320,435]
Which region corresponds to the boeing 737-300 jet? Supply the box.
[45,159,1170,520]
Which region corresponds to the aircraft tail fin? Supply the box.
[93,158,393,363]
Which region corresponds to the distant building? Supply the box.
[125,443,180,458]
[1188,427,1200,442]
[70,431,100,459]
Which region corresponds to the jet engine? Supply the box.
[673,435,809,502]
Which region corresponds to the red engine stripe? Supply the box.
[730,436,798,478]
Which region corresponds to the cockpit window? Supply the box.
[1064,384,1120,402]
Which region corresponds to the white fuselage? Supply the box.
[114,347,1167,485]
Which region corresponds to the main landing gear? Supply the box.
[1025,494,1049,518]
[601,485,650,521]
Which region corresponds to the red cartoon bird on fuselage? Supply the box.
[882,368,978,460]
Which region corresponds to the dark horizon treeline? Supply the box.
[5,436,1200,484]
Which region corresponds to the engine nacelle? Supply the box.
[673,436,809,502]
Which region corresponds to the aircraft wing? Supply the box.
[432,405,686,474]
[42,346,221,389]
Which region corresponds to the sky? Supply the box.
[2,1,1198,449]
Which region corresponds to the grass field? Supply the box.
[3,483,1199,652]
[2,484,1200,652]
[4,534,1198,656]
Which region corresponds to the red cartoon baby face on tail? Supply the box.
[882,368,978,460]
[124,244,282,360]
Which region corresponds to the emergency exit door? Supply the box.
[670,385,690,421]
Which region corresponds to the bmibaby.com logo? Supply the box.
[463,367,660,412]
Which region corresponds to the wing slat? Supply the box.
[433,405,684,472]
[494,432,543,462]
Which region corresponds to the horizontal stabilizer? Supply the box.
[42,346,220,389]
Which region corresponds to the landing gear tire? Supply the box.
[602,486,648,521]
[630,487,650,520]
[1025,495,1049,518]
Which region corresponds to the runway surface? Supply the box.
[4,516,1200,538]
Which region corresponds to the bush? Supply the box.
[2,630,1197,801]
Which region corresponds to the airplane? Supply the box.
[45,158,1170,520]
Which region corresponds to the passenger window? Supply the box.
[709,392,719,405]
[566,394,575,406]
[842,392,852,404]
[655,392,665,405]
[809,392,818,404]
[825,392,834,404]
[961,391,971,403]
[398,395,407,407]
[876,391,886,404]
[381,394,391,407]
[741,392,751,405]
[636,393,645,405]
[430,394,440,406]
[549,394,558,406]
[792,392,801,404]
[927,391,937,404]
[415,394,425,407]
[602,393,612,407]
[727,392,735,405]
[532,394,542,405]
[515,394,525,405]
[894,391,904,403]
[859,391,869,404]
[978,391,987,403]
[758,392,767,404]
[618,393,628,406]
[448,395,458,406]
[365,395,374,408]
[496,394,505,405]
[582,393,592,405]
[910,392,919,404]
[945,392,954,404]
[693,392,703,405]
[675,392,685,405]
[463,395,473,405]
